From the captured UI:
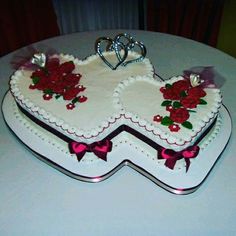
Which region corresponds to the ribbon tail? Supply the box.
[185,158,191,173]
[164,158,178,170]
[93,150,108,161]
[75,151,87,162]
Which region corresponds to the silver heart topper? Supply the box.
[114,33,146,66]
[95,37,128,70]
[95,33,147,70]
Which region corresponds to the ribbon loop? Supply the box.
[69,139,112,162]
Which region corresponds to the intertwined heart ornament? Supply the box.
[95,33,146,70]
[114,33,147,66]
[95,37,128,70]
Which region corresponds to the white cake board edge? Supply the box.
[2,91,232,195]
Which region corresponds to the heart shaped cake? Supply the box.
[9,36,222,172]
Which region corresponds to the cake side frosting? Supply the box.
[8,92,223,172]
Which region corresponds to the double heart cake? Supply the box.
[9,34,222,172]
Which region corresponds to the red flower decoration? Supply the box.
[153,115,162,122]
[43,94,53,100]
[181,96,200,109]
[29,56,87,109]
[29,84,36,89]
[66,103,75,110]
[78,95,88,103]
[166,105,174,112]
[156,78,208,133]
[170,108,190,123]
[168,124,180,132]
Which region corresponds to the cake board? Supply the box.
[2,91,232,194]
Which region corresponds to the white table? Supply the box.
[1,30,235,235]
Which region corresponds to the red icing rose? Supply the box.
[59,61,75,74]
[31,69,46,79]
[188,87,206,98]
[64,73,81,87]
[170,108,190,123]
[160,87,166,93]
[50,82,65,94]
[34,77,50,90]
[63,87,80,100]
[49,70,61,83]
[162,88,181,100]
[46,58,60,72]
[181,96,200,109]
[172,80,190,92]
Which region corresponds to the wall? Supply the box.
[217,0,236,58]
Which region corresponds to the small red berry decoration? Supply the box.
[29,54,87,110]
[168,124,180,132]
[153,115,162,122]
[66,103,75,110]
[78,95,88,103]
[153,75,208,132]
[166,105,174,112]
[43,94,53,100]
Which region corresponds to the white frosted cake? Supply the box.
[9,36,222,172]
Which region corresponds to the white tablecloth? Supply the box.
[0,30,235,235]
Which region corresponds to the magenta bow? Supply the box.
[69,139,113,162]
[158,145,200,172]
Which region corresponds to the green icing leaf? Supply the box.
[161,116,174,126]
[188,110,196,113]
[199,99,207,105]
[55,94,61,99]
[180,91,187,97]
[165,83,172,89]
[32,76,40,84]
[182,121,193,129]
[72,97,78,104]
[43,88,53,95]
[173,101,182,108]
[161,100,172,106]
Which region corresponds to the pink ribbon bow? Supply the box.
[158,145,200,172]
[69,139,113,162]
